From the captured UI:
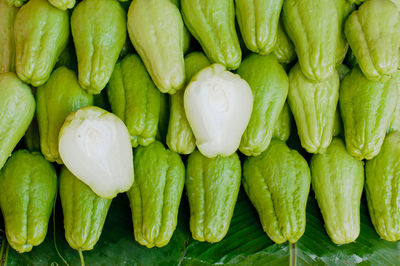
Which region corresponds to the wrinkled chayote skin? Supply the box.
[166,52,210,154]
[0,0,18,73]
[238,54,289,156]
[14,0,69,87]
[60,166,112,251]
[0,73,35,170]
[345,0,400,81]
[235,0,283,55]
[24,117,40,151]
[107,54,160,148]
[340,66,398,160]
[48,0,75,10]
[127,0,185,94]
[310,138,364,244]
[0,150,57,253]
[36,67,93,164]
[71,0,126,94]
[127,141,185,248]
[365,132,400,241]
[7,0,26,7]
[335,0,354,65]
[283,0,339,81]
[186,150,241,242]
[273,102,292,142]
[243,139,311,244]
[181,0,241,70]
[272,21,296,65]
[288,63,340,154]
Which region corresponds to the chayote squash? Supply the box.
[388,73,400,133]
[71,0,126,94]
[272,102,292,142]
[282,0,339,81]
[288,63,340,154]
[332,64,350,138]
[0,150,57,253]
[107,54,161,148]
[24,117,40,151]
[14,0,69,87]
[235,0,283,55]
[345,0,400,81]
[0,0,18,73]
[365,131,400,241]
[127,0,185,94]
[272,21,296,65]
[243,139,311,244]
[181,0,241,70]
[48,0,75,10]
[186,150,241,242]
[310,138,364,244]
[340,66,398,160]
[335,0,354,65]
[127,141,185,248]
[0,73,35,170]
[166,52,210,154]
[238,54,289,156]
[36,66,93,164]
[60,166,112,251]
[7,0,27,7]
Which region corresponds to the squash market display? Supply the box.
[0,0,399,264]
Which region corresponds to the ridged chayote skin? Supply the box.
[14,0,69,87]
[181,0,241,70]
[48,0,75,10]
[0,73,35,170]
[235,0,283,55]
[340,66,398,160]
[243,139,311,244]
[389,88,400,133]
[272,21,296,65]
[0,150,57,253]
[127,141,185,248]
[36,67,93,164]
[238,54,289,156]
[127,0,185,94]
[107,54,161,148]
[310,138,364,245]
[345,0,400,81]
[288,63,340,154]
[0,0,18,73]
[71,0,126,94]
[7,0,27,7]
[335,0,354,65]
[166,52,210,154]
[186,150,241,242]
[365,132,400,241]
[272,102,292,142]
[60,166,112,251]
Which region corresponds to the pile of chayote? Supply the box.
[0,0,399,258]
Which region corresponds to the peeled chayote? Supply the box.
[238,54,289,156]
[0,150,57,253]
[14,0,69,86]
[71,0,126,94]
[340,66,398,160]
[243,139,311,244]
[0,0,18,73]
[107,54,160,148]
[311,138,364,244]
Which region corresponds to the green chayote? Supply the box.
[48,0,75,10]
[127,141,185,248]
[337,64,350,81]
[60,166,112,251]
[181,0,241,70]
[0,0,18,73]
[243,139,311,244]
[273,102,292,142]
[345,0,400,81]
[71,0,126,94]
[288,63,340,154]
[340,66,398,160]
[311,138,364,244]
[235,0,283,55]
[335,0,354,65]
[7,0,26,7]
[127,0,185,94]
[332,64,350,137]
[238,54,289,156]
[272,21,296,65]
[24,117,40,151]
[365,131,400,241]
[282,0,339,81]
[107,54,160,148]
[0,73,35,170]
[388,72,400,133]
[14,0,69,87]
[186,150,241,242]
[36,66,93,164]
[0,150,57,253]
[166,52,210,154]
